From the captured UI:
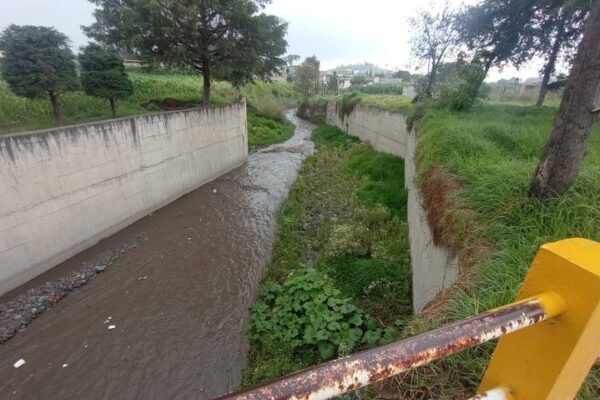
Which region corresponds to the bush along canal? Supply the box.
[242,124,412,388]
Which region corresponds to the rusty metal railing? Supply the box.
[214,293,561,400]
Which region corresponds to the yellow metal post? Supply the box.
[478,238,600,399]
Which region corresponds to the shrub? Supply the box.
[337,91,362,120]
[297,96,330,123]
[348,83,404,95]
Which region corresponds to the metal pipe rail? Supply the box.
[214,292,562,400]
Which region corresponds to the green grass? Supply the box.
[247,112,295,147]
[243,125,411,387]
[403,103,600,399]
[360,94,413,113]
[487,89,563,107]
[0,72,298,134]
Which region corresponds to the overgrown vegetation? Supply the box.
[243,125,412,386]
[247,113,294,148]
[360,94,413,114]
[394,103,600,399]
[348,83,404,95]
[297,96,330,124]
[337,92,362,120]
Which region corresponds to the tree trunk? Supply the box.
[529,2,600,200]
[426,62,437,98]
[109,97,117,118]
[537,20,565,108]
[49,91,63,126]
[202,62,211,108]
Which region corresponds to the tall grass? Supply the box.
[360,94,413,113]
[247,112,294,148]
[409,104,600,398]
[242,81,298,119]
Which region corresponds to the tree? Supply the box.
[350,76,368,86]
[84,0,288,107]
[0,25,78,126]
[285,54,300,66]
[327,71,340,95]
[79,44,133,118]
[295,56,320,97]
[529,0,600,200]
[534,1,589,107]
[457,0,590,107]
[409,4,458,101]
[393,69,413,82]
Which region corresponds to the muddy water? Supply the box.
[0,111,315,400]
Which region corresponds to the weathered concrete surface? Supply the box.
[326,101,407,156]
[405,129,459,313]
[326,100,458,313]
[0,103,247,296]
[0,110,315,400]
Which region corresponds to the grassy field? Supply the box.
[243,125,412,387]
[360,94,413,113]
[0,72,298,146]
[399,103,600,398]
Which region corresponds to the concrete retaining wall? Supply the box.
[326,102,407,156]
[0,102,248,295]
[326,100,458,313]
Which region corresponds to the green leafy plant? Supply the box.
[249,268,386,361]
[337,92,362,121]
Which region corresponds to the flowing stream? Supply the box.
[0,110,315,400]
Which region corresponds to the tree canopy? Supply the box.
[295,56,320,97]
[79,44,133,118]
[409,5,458,100]
[84,0,288,106]
[0,25,78,126]
[457,0,590,106]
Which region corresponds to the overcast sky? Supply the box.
[0,0,566,81]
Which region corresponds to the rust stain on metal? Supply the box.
[214,298,549,400]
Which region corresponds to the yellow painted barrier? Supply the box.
[478,238,600,399]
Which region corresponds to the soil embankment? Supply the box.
[0,110,314,400]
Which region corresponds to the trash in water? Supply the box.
[212,189,217,193]
[62,363,68,368]
[108,325,116,330]
[13,359,26,369]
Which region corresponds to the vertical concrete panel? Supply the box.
[0,103,248,295]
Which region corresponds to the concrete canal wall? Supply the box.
[0,102,248,295]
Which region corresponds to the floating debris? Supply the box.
[13,359,26,369]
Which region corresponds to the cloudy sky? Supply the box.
[0,0,564,81]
